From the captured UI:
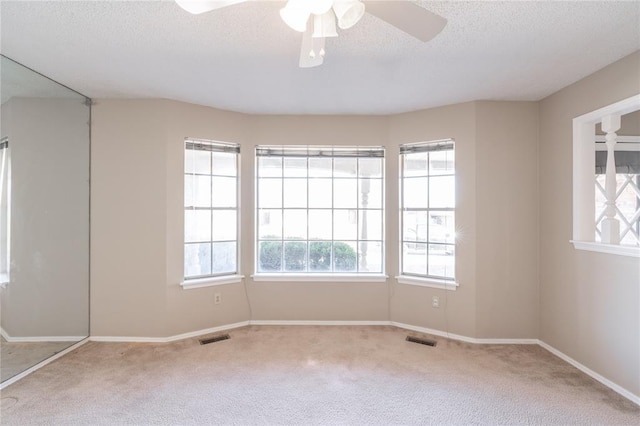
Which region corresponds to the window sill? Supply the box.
[181,274,244,289]
[571,241,640,258]
[0,273,9,288]
[396,275,458,290]
[251,273,388,283]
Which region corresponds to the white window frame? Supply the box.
[182,138,243,289]
[0,138,10,287]
[253,145,386,281]
[572,94,640,258]
[397,139,458,290]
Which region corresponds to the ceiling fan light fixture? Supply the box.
[332,0,365,29]
[312,12,338,38]
[309,0,334,16]
[280,0,311,33]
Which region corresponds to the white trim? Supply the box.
[0,338,89,390]
[571,240,640,257]
[249,320,391,327]
[0,327,86,343]
[90,321,250,343]
[396,275,458,290]
[251,274,388,283]
[575,95,640,122]
[390,322,538,345]
[181,274,244,289]
[538,340,640,406]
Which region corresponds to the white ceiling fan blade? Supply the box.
[299,26,325,68]
[175,0,248,15]
[364,1,447,42]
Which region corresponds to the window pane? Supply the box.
[212,242,236,274]
[430,211,455,244]
[308,179,332,208]
[309,210,332,240]
[212,176,237,208]
[359,241,382,273]
[403,210,428,243]
[334,178,357,208]
[258,241,282,272]
[404,153,427,177]
[429,176,455,208]
[333,241,357,272]
[185,210,211,242]
[212,152,236,177]
[360,178,382,209]
[334,210,357,240]
[284,241,307,272]
[259,209,282,239]
[359,158,382,178]
[259,178,282,208]
[212,210,236,241]
[283,179,307,208]
[403,177,428,208]
[309,241,332,272]
[184,175,211,208]
[402,243,427,275]
[184,243,212,277]
[334,158,357,177]
[284,158,307,177]
[359,210,382,241]
[185,149,211,175]
[258,157,282,177]
[283,209,307,239]
[427,245,455,278]
[309,158,332,177]
[429,150,454,175]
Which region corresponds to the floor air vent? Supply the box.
[406,336,437,347]
[199,334,230,345]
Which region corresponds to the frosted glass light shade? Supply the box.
[280,2,311,33]
[313,12,338,38]
[309,0,334,16]
[333,0,365,29]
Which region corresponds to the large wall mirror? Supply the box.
[0,55,90,384]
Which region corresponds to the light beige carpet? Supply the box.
[1,325,638,425]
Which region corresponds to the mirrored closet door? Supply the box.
[0,55,90,384]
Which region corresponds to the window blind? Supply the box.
[400,139,453,154]
[255,145,384,158]
[595,151,640,174]
[185,138,240,153]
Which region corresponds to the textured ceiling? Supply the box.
[1,0,638,114]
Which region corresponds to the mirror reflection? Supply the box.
[0,55,90,383]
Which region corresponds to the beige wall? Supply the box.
[539,51,640,396]
[475,101,540,338]
[91,98,540,341]
[0,98,89,338]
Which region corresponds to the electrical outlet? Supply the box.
[432,296,440,308]
[214,293,222,305]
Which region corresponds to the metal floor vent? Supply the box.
[199,334,230,345]
[406,336,437,347]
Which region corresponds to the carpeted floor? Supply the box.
[0,325,638,425]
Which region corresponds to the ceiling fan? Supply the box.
[175,0,447,68]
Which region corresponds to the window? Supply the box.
[184,139,239,281]
[400,140,455,281]
[0,138,10,286]
[594,137,640,246]
[255,145,384,276]
[572,95,640,257]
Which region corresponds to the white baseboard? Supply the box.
[250,320,391,327]
[90,321,250,343]
[538,340,640,406]
[0,338,90,390]
[1,326,86,343]
[391,322,539,345]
